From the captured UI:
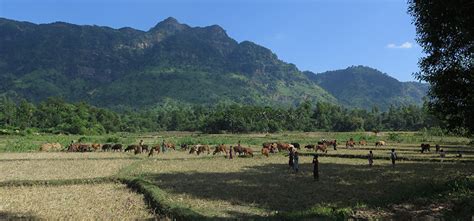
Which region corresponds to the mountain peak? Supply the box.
[148,17,188,33]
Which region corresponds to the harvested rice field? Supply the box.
[0,183,153,220]
[0,132,472,220]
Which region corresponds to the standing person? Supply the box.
[288,148,294,169]
[293,151,299,173]
[368,150,374,166]
[312,154,319,181]
[139,139,144,146]
[161,139,166,153]
[440,149,446,162]
[229,146,233,159]
[390,149,397,167]
[333,140,337,150]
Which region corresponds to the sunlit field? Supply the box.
[0,132,472,220]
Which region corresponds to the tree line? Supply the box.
[0,96,441,135]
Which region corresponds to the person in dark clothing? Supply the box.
[293,151,299,173]
[368,150,374,166]
[333,140,337,150]
[390,149,397,167]
[312,154,319,181]
[288,148,294,169]
[229,146,233,159]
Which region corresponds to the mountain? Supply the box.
[304,66,429,110]
[0,17,336,109]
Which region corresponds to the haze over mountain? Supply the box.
[0,17,426,110]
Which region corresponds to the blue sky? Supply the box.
[0,0,422,82]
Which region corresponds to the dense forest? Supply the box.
[0,96,440,135]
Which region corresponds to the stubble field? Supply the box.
[0,131,472,220]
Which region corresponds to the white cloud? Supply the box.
[387,42,413,49]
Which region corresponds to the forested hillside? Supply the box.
[304,66,428,110]
[0,17,336,109]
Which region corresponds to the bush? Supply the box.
[388,133,403,143]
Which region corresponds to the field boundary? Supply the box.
[0,176,118,187]
[298,152,474,163]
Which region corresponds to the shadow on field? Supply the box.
[0,211,41,220]
[140,159,471,218]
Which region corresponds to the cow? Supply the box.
[192,144,210,155]
[261,147,270,157]
[141,144,149,153]
[213,144,228,155]
[233,145,244,155]
[134,145,143,155]
[420,143,431,153]
[305,144,315,150]
[346,140,355,148]
[359,139,367,146]
[375,141,386,147]
[67,143,81,152]
[315,144,328,153]
[290,143,300,149]
[39,143,62,152]
[102,144,112,151]
[78,144,90,152]
[111,144,123,152]
[149,145,161,157]
[125,145,138,152]
[91,143,101,151]
[242,147,254,157]
[276,143,292,151]
[180,144,189,151]
[165,143,176,151]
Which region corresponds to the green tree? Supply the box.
[408,0,474,135]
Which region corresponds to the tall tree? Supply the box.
[408,0,474,135]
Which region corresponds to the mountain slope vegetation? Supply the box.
[304,66,428,110]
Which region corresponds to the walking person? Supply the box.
[333,140,337,150]
[390,149,397,167]
[312,154,319,181]
[229,146,233,159]
[293,151,299,173]
[368,150,374,166]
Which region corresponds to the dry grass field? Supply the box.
[0,183,153,220]
[0,132,473,220]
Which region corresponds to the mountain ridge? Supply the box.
[0,17,426,110]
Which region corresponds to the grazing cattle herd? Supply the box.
[38,138,446,159]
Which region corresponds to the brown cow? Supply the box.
[375,141,386,147]
[233,145,244,155]
[315,144,328,153]
[149,145,161,157]
[165,143,176,150]
[39,143,62,152]
[91,143,101,151]
[261,147,270,157]
[67,143,81,152]
[243,147,254,157]
[359,139,367,146]
[195,144,210,155]
[346,140,355,148]
[276,143,292,151]
[213,144,228,155]
[134,145,143,155]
